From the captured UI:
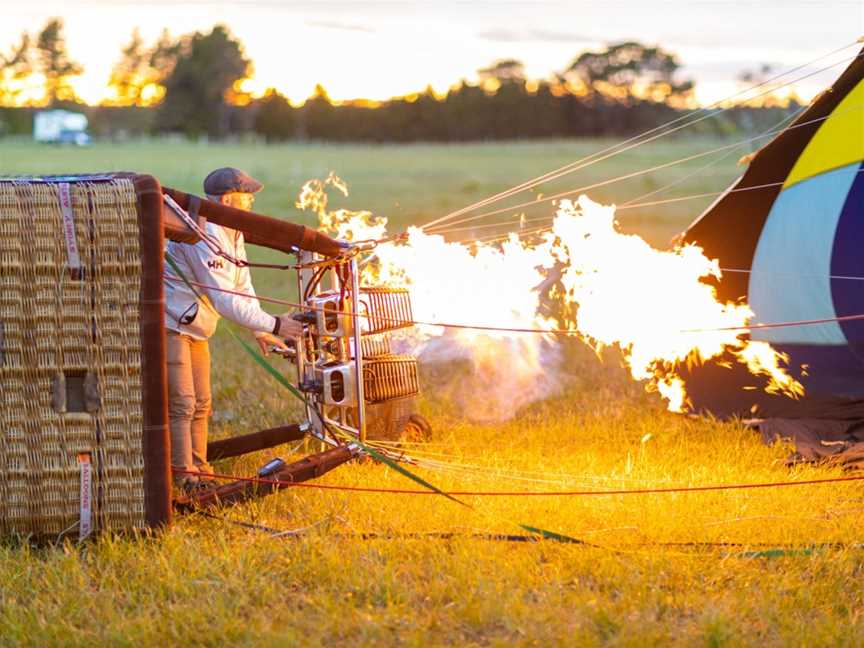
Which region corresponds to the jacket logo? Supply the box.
[207,259,224,270]
[180,303,199,325]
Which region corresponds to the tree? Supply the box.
[156,25,250,137]
[107,29,170,106]
[0,32,33,107]
[737,63,774,87]
[443,81,494,140]
[253,88,295,141]
[108,29,147,106]
[736,64,801,108]
[567,41,693,105]
[302,84,335,139]
[149,29,181,81]
[35,18,83,105]
[478,59,526,89]
[476,59,534,138]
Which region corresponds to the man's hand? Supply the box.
[275,312,304,338]
[254,331,290,356]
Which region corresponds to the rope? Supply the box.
[427,105,864,231]
[379,454,661,486]
[188,512,864,557]
[163,273,864,336]
[432,214,553,236]
[364,442,681,485]
[619,102,808,208]
[174,467,864,497]
[682,312,864,334]
[419,46,862,231]
[196,509,334,538]
[169,257,860,544]
[422,47,861,230]
[468,224,554,245]
[447,167,864,244]
[720,268,864,282]
[401,458,680,487]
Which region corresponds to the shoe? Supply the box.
[175,476,218,496]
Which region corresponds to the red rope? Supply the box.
[164,273,864,336]
[173,468,864,497]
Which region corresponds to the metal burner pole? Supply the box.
[296,249,319,443]
[349,256,367,442]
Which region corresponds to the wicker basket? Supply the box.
[0,174,170,539]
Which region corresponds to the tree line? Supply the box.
[0,19,801,141]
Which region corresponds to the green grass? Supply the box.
[0,136,748,244]
[1,139,862,646]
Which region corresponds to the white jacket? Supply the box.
[164,221,277,340]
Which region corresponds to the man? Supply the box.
[165,167,302,490]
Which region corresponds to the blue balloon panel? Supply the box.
[748,162,861,345]
[831,161,864,359]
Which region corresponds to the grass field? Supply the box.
[0,136,749,245]
[1,139,863,646]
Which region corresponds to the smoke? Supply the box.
[417,334,564,422]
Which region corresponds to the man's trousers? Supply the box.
[167,330,213,478]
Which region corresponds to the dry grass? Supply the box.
[1,139,862,646]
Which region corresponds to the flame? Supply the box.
[549,196,803,409]
[297,178,803,418]
[296,173,387,242]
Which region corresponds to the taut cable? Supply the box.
[418,46,861,231]
[163,273,864,335]
[173,468,864,497]
[428,105,864,231]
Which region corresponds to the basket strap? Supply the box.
[77,452,93,540]
[57,183,82,279]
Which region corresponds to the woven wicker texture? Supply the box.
[0,179,145,537]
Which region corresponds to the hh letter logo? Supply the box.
[208,259,224,270]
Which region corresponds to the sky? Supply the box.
[0,0,862,105]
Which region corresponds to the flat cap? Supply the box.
[203,167,263,195]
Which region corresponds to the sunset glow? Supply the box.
[2,1,861,107]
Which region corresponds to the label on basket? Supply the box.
[57,183,82,279]
[77,453,93,540]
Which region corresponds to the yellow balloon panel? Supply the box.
[784,78,864,189]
